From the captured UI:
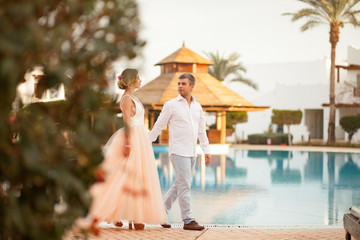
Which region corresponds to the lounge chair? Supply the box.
[344,206,360,240]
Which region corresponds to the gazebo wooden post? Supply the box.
[220,111,226,144]
[144,107,149,130]
[216,112,222,130]
[220,154,226,185]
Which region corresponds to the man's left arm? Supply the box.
[198,107,211,165]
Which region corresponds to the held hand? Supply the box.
[204,154,211,165]
[123,136,131,157]
[123,144,131,157]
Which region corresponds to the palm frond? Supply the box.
[297,0,322,8]
[343,7,360,26]
[339,0,350,11]
[301,20,326,31]
[344,0,360,13]
[231,77,258,90]
[297,0,333,18]
[332,0,350,20]
[206,50,257,89]
[283,7,329,28]
[292,8,326,21]
[344,15,360,26]
[228,52,241,61]
[321,0,335,17]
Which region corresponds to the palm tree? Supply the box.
[284,0,360,143]
[205,51,258,90]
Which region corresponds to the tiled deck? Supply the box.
[64,225,346,240]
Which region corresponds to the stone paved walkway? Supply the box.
[64,225,346,240]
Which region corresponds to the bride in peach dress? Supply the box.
[90,68,167,230]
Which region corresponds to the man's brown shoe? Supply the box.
[161,223,171,228]
[183,221,204,231]
[115,221,123,227]
[134,223,145,230]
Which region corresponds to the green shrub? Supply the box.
[208,111,247,131]
[340,115,360,143]
[226,111,247,130]
[248,133,292,145]
[271,109,302,146]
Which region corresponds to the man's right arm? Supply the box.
[149,102,171,142]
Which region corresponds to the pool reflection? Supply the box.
[154,148,360,226]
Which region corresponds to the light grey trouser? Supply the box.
[163,154,196,224]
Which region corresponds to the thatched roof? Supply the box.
[134,44,268,112]
[155,46,214,65]
[134,72,268,112]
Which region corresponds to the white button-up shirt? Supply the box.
[149,95,210,157]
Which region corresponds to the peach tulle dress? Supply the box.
[90,94,167,225]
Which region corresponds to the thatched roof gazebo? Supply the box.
[135,43,268,143]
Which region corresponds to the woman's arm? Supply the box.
[120,96,134,157]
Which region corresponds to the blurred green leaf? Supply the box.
[0,0,144,239]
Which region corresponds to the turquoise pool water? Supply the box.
[154,147,360,227]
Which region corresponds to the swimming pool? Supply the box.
[154,146,360,227]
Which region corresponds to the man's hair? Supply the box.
[179,73,195,86]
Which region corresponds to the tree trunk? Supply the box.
[328,43,336,143]
[287,124,291,146]
[348,132,354,144]
[328,23,338,144]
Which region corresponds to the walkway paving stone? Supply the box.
[63,225,345,240]
[198,228,344,240]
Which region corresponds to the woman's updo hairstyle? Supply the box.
[117,68,138,90]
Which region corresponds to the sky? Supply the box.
[117,0,360,94]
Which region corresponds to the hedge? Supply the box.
[248,133,292,145]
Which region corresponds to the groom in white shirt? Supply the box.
[149,73,211,231]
